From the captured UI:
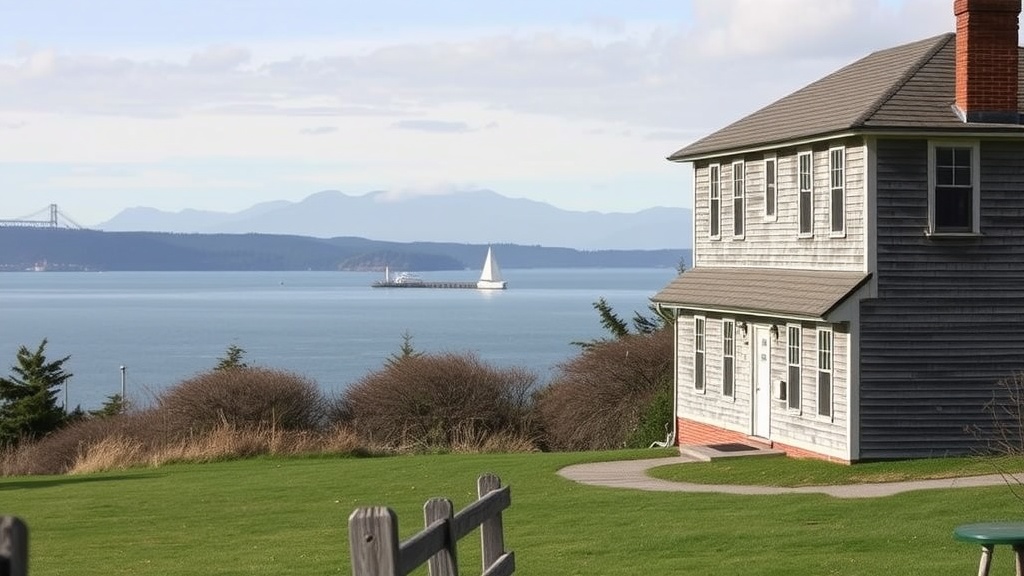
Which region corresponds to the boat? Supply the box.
[476,247,507,290]
[372,266,426,287]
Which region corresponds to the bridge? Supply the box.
[0,204,83,229]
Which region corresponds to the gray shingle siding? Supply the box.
[858,138,1024,459]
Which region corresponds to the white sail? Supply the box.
[477,247,507,289]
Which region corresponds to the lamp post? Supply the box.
[119,365,126,404]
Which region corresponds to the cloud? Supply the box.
[300,125,338,135]
[391,119,472,133]
[188,45,251,71]
[0,1,966,139]
[0,120,25,130]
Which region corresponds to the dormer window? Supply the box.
[928,141,980,235]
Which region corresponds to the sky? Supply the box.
[0,0,965,226]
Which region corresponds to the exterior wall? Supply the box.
[675,312,850,460]
[692,137,866,272]
[859,138,1024,459]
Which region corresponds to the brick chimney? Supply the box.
[954,0,1021,123]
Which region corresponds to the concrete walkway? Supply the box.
[557,453,1024,499]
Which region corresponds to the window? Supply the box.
[817,328,833,418]
[786,325,801,410]
[798,152,813,236]
[732,162,745,238]
[764,157,777,220]
[709,165,721,239]
[694,317,706,392]
[829,148,845,235]
[722,319,735,397]
[929,142,980,234]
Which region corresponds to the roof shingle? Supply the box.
[652,267,870,320]
[669,34,1024,160]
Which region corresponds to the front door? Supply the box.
[753,326,772,438]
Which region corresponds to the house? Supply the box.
[653,0,1024,462]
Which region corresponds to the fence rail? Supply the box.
[0,516,28,576]
[348,473,514,576]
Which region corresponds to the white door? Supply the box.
[753,326,772,438]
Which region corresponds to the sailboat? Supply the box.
[476,247,507,290]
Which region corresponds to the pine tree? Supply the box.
[215,344,248,371]
[0,339,72,445]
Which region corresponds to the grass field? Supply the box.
[5,450,1024,575]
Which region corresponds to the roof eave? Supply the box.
[667,124,1024,163]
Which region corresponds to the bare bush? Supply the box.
[339,352,538,451]
[975,372,1024,455]
[536,329,673,451]
[158,367,326,433]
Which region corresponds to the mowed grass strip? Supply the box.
[647,454,1024,487]
[3,450,1023,575]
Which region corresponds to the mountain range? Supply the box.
[98,190,692,251]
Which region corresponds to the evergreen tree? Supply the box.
[0,339,71,445]
[215,344,248,371]
[90,393,128,418]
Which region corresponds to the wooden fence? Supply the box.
[348,473,514,576]
[0,516,28,576]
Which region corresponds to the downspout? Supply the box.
[650,303,678,449]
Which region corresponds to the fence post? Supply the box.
[349,507,400,576]
[424,498,457,576]
[477,474,506,571]
[0,516,28,576]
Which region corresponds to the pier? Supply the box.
[372,246,508,290]
[372,280,480,289]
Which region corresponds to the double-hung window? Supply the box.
[817,328,833,418]
[764,156,777,221]
[786,325,801,410]
[694,317,706,392]
[709,165,721,239]
[929,142,980,234]
[829,148,845,236]
[798,151,813,236]
[722,319,735,397]
[732,162,745,238]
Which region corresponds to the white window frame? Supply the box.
[764,155,778,222]
[828,147,846,237]
[709,164,721,240]
[927,140,981,236]
[732,161,745,239]
[817,327,833,420]
[797,151,814,238]
[722,319,735,398]
[694,316,706,393]
[785,324,801,412]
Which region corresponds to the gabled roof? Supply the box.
[669,34,1024,161]
[652,267,870,320]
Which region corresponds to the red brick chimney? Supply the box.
[954,0,1022,123]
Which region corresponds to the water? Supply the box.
[0,268,677,410]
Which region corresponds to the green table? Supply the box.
[954,523,1024,576]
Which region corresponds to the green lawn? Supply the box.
[4,450,1024,575]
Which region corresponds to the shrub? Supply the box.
[339,352,538,451]
[158,367,326,434]
[536,329,673,451]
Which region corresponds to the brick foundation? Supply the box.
[677,418,851,464]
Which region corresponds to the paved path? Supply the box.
[557,456,1024,499]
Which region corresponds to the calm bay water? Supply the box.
[0,268,677,410]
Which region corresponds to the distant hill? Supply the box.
[98,190,692,251]
[0,228,688,272]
